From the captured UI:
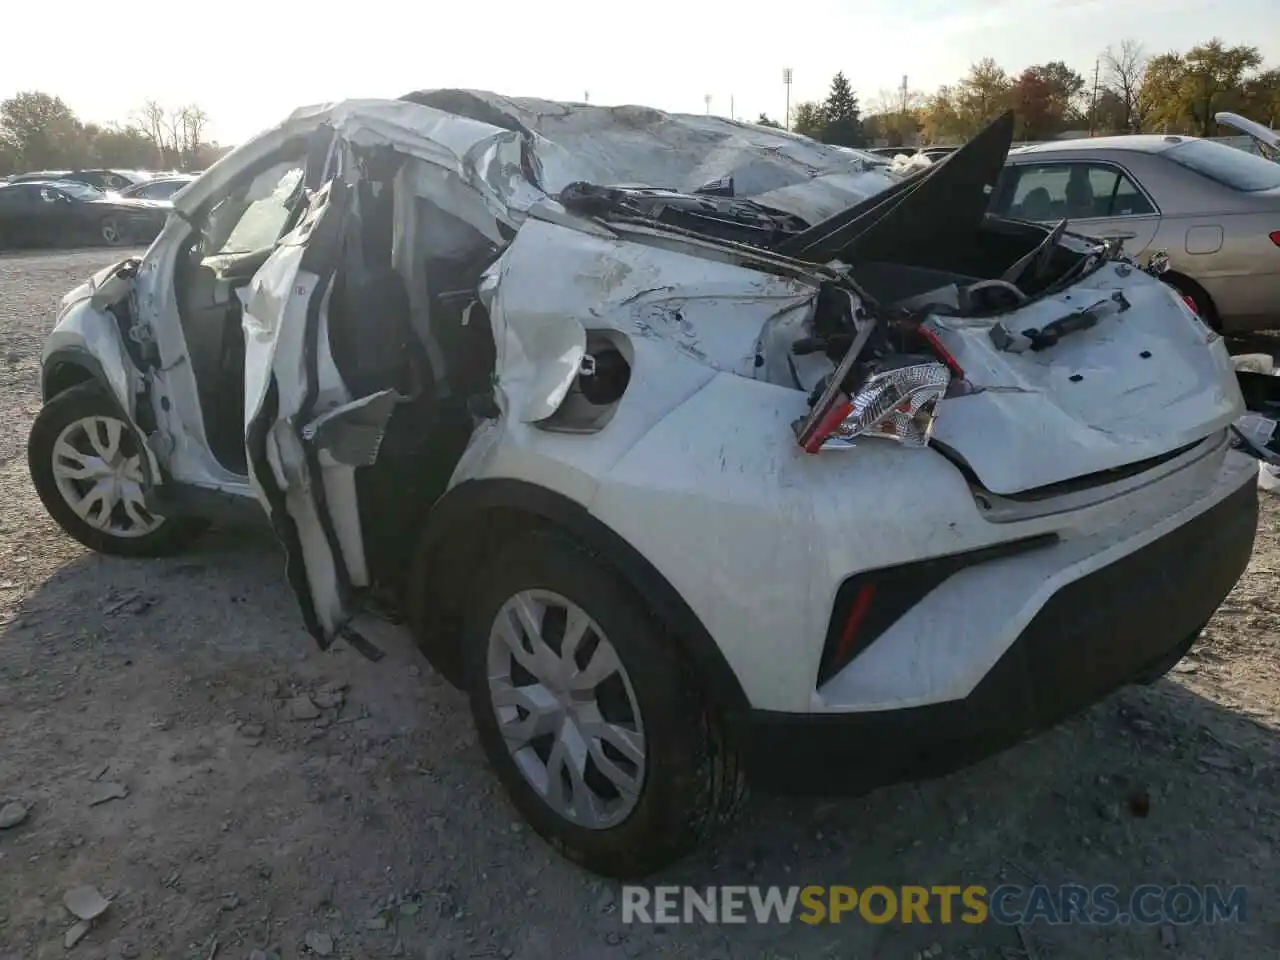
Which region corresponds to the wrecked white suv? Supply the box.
[28,91,1259,878]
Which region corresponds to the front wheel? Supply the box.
[462,530,745,878]
[27,382,203,557]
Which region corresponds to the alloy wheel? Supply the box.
[50,415,163,538]
[486,589,646,829]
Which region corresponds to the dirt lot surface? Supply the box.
[1,249,1278,960]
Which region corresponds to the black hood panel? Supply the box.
[773,111,1016,265]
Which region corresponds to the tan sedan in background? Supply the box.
[991,129,1280,333]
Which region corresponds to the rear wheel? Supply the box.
[27,382,203,556]
[462,530,745,878]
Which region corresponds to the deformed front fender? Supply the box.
[41,298,165,491]
[42,298,140,420]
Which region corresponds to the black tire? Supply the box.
[27,382,204,557]
[462,530,745,878]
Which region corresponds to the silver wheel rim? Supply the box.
[486,589,646,830]
[51,415,163,538]
[101,218,121,244]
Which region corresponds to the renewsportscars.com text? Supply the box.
[621,884,1248,926]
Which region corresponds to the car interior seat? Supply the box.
[1065,167,1096,218]
[1019,186,1054,221]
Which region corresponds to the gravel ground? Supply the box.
[1,249,1278,960]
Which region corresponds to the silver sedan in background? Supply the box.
[991,130,1280,333]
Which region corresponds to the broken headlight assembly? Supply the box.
[792,297,957,454]
[795,358,951,453]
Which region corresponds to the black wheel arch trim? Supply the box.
[407,477,752,716]
[41,347,111,404]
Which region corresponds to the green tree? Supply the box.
[1011,61,1085,139]
[1140,51,1192,131]
[791,101,824,138]
[0,91,86,169]
[820,72,865,146]
[756,113,782,128]
[1183,39,1263,135]
[1090,89,1131,135]
[91,125,162,168]
[920,86,964,143]
[955,59,1013,135]
[1241,69,1280,127]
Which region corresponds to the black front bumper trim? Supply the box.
[733,477,1258,795]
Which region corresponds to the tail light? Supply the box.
[1269,231,1280,247]
[796,361,950,453]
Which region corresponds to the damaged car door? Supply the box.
[240,169,402,658]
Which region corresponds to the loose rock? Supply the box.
[304,930,333,956]
[0,800,29,829]
[115,940,140,959]
[89,782,128,806]
[312,684,346,710]
[288,696,321,721]
[65,920,91,949]
[64,885,111,921]
[1198,753,1234,770]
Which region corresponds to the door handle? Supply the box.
[1100,230,1137,240]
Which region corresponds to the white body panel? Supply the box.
[450,216,1253,713]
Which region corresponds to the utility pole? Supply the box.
[704,93,712,115]
[901,74,909,115]
[1089,59,1100,136]
[783,67,793,131]
[584,90,590,104]
[730,95,735,121]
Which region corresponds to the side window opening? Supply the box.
[206,162,305,256]
[1004,163,1154,221]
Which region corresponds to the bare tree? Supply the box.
[1101,39,1149,132]
[177,105,209,168]
[131,100,211,169]
[134,99,170,161]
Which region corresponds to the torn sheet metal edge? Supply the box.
[302,389,400,467]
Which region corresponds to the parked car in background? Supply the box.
[0,179,169,249]
[116,175,195,202]
[6,168,149,192]
[992,134,1280,333]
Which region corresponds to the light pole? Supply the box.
[704,93,712,115]
[783,68,793,131]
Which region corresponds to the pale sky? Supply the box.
[3,0,1278,145]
